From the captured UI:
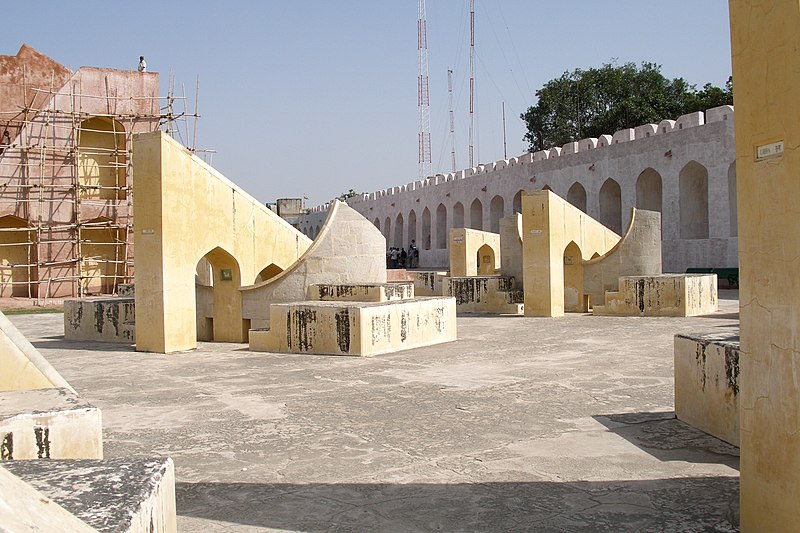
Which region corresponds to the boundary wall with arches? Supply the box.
[300,106,736,274]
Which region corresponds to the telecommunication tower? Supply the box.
[448,68,457,172]
[469,0,475,168]
[417,0,432,179]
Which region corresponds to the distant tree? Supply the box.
[521,62,733,152]
[337,188,359,201]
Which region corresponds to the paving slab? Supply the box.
[8,291,741,532]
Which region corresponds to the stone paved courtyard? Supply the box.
[8,293,740,532]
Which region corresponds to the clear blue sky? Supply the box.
[4,1,732,207]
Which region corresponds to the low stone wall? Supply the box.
[64,297,135,343]
[5,457,177,533]
[308,282,414,302]
[444,276,523,314]
[0,388,103,460]
[674,332,740,446]
[593,274,717,316]
[412,271,448,296]
[250,296,457,356]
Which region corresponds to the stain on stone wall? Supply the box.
[335,309,351,353]
[33,426,50,459]
[1,432,12,460]
[724,344,739,396]
[288,308,316,352]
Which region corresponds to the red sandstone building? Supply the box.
[0,44,161,299]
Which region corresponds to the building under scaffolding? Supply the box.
[0,44,192,300]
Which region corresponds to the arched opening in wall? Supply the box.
[599,178,622,234]
[567,182,587,212]
[314,225,320,238]
[563,241,584,312]
[512,190,523,214]
[383,217,392,247]
[80,217,125,295]
[255,263,283,283]
[476,243,496,275]
[489,195,504,233]
[728,162,737,237]
[373,218,380,231]
[453,202,465,229]
[679,161,709,239]
[421,207,432,250]
[78,116,126,200]
[436,203,447,249]
[636,168,662,214]
[469,199,483,230]
[195,247,246,342]
[541,185,552,191]
[0,215,36,298]
[408,210,417,246]
[394,213,404,250]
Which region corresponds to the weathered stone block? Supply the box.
[674,332,739,446]
[5,457,177,533]
[64,297,135,343]
[0,388,102,460]
[249,297,457,356]
[593,274,717,317]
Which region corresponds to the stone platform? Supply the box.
[444,276,523,314]
[0,387,103,460]
[250,296,457,356]
[675,332,740,446]
[593,274,717,317]
[64,296,135,343]
[4,457,177,533]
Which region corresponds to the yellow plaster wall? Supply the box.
[521,190,620,317]
[729,1,800,528]
[448,228,501,277]
[0,310,74,392]
[132,132,311,353]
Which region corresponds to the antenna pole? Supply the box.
[417,0,432,179]
[468,0,475,167]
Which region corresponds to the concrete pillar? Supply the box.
[730,1,800,529]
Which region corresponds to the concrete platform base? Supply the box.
[0,387,102,460]
[64,297,135,343]
[412,271,448,296]
[675,332,740,446]
[5,457,177,533]
[594,274,718,316]
[444,276,523,314]
[0,464,96,532]
[308,282,413,302]
[250,297,457,356]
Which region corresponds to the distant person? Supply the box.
[389,247,398,269]
[408,240,418,268]
[400,247,407,268]
[138,56,147,72]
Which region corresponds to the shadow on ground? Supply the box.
[593,411,739,469]
[177,477,739,531]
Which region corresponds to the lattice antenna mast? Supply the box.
[468,0,475,167]
[417,0,432,179]
[448,68,457,172]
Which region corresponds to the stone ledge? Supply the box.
[0,388,103,460]
[4,457,177,533]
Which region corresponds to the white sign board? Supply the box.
[756,140,784,161]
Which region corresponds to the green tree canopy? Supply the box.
[521,62,733,152]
